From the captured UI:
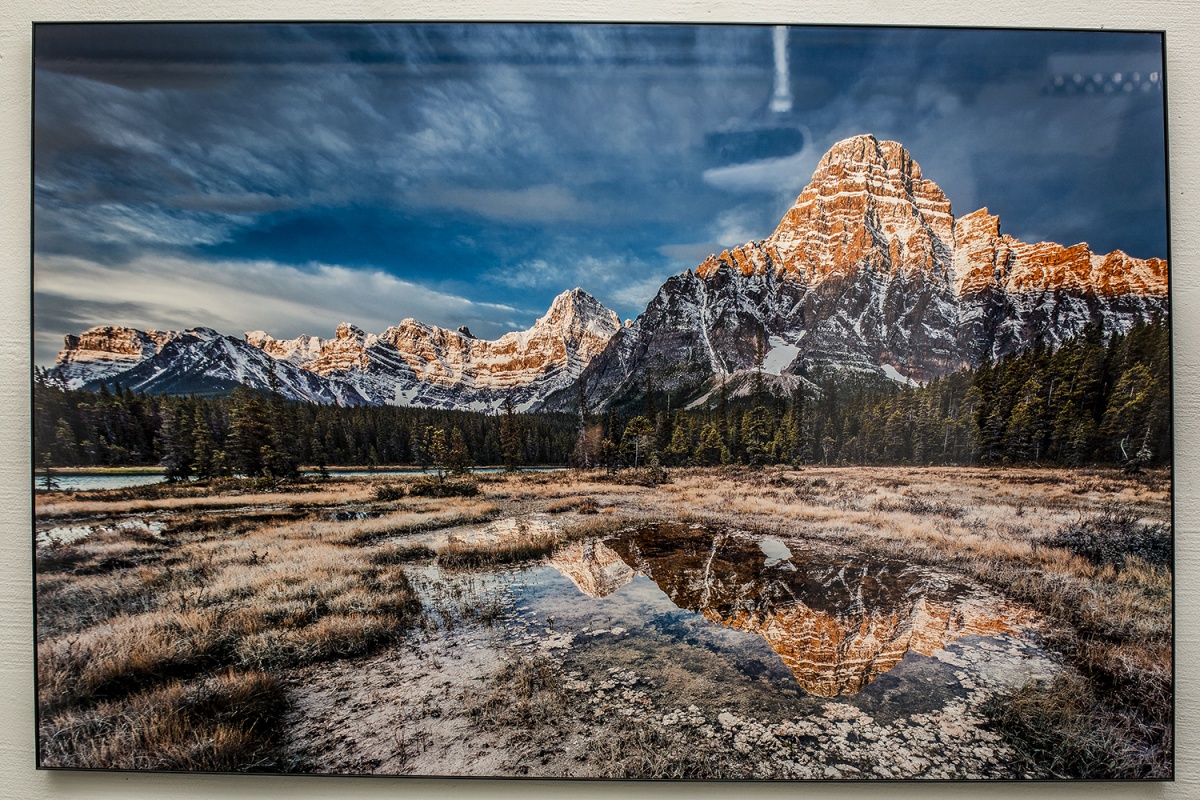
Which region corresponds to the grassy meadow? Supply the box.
[33,466,1172,778]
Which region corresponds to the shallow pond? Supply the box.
[34,466,565,492]
[36,473,167,492]
[421,520,1055,721]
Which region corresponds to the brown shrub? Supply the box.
[545,496,600,514]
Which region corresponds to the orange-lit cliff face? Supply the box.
[53,326,178,389]
[592,524,1033,698]
[572,133,1168,407]
[376,288,619,391]
[952,208,1168,297]
[242,288,621,411]
[699,136,955,286]
[697,134,1165,300]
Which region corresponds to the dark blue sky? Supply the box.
[32,23,1167,365]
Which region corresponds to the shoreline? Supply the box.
[34,464,568,477]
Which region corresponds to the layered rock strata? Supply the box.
[53,289,621,410]
[568,133,1167,409]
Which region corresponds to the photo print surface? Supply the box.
[32,22,1172,780]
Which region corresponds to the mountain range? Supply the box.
[48,134,1168,412]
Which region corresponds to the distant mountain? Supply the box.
[50,289,621,410]
[49,134,1167,413]
[558,134,1167,410]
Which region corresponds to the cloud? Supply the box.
[34,253,522,365]
[657,242,722,263]
[483,252,680,320]
[701,136,818,195]
[610,276,674,311]
[32,22,1167,338]
[654,205,786,267]
[419,184,595,223]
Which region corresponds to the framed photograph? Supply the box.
[31,21,1172,780]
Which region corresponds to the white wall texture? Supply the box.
[1,2,1196,798]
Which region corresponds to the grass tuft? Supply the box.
[545,496,600,514]
[39,669,286,771]
[438,534,560,569]
[465,655,563,730]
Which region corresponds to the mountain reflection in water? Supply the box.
[550,523,1034,697]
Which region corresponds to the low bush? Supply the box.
[873,493,966,519]
[408,479,479,498]
[372,483,408,501]
[1045,504,1172,569]
[984,667,1172,779]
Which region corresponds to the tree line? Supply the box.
[34,319,1170,478]
[581,318,1170,470]
[34,380,578,479]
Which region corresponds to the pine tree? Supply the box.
[448,427,472,475]
[500,398,522,471]
[693,423,722,466]
[227,389,272,477]
[663,411,692,466]
[158,402,193,482]
[1100,363,1160,465]
[422,426,450,482]
[1004,375,1050,463]
[742,405,773,466]
[191,407,216,479]
[621,415,655,469]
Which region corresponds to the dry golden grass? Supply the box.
[39,669,286,771]
[35,484,376,517]
[35,489,443,768]
[35,466,1172,776]
[634,465,1173,778]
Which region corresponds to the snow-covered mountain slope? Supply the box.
[565,134,1168,410]
[50,289,622,410]
[72,327,352,404]
[52,326,178,390]
[239,287,620,411]
[48,135,1166,414]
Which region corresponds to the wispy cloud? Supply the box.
[483,252,679,320]
[34,253,522,365]
[32,22,1168,353]
[701,145,818,195]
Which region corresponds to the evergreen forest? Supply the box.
[33,319,1170,479]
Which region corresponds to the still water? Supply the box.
[36,466,564,492]
[422,521,1053,716]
